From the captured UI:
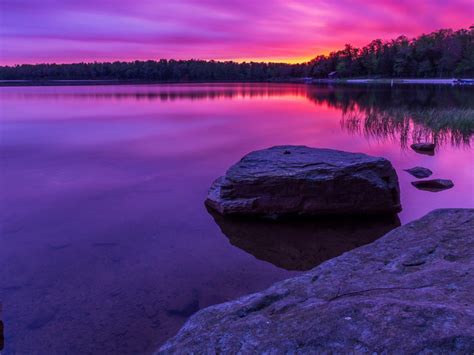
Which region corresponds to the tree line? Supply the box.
[0,26,472,81]
[308,26,474,78]
[0,60,306,81]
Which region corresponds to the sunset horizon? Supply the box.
[1,0,473,66]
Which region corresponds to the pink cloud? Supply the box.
[0,0,472,65]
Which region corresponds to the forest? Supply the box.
[308,26,474,78]
[0,26,472,81]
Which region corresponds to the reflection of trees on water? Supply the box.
[8,83,473,146]
[7,84,310,102]
[341,107,473,147]
[306,85,474,147]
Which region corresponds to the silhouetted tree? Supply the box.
[0,26,472,81]
[308,26,474,78]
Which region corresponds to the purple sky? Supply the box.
[0,0,472,65]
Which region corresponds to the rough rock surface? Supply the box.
[404,166,433,179]
[412,179,454,192]
[206,146,401,216]
[208,208,400,271]
[159,209,474,354]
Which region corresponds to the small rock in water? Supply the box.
[411,143,435,155]
[404,167,433,179]
[411,179,454,192]
[206,145,401,216]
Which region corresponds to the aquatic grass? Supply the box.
[341,107,474,147]
[409,108,474,144]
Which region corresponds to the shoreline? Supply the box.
[311,78,474,85]
[0,78,473,87]
[159,209,474,353]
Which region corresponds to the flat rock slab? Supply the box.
[404,166,433,179]
[412,179,454,192]
[206,146,401,216]
[159,209,474,354]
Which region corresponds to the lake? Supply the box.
[0,83,473,354]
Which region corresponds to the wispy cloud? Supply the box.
[0,0,471,64]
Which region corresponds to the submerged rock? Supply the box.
[412,179,454,192]
[208,208,400,271]
[206,146,401,216]
[404,166,433,179]
[411,143,436,155]
[159,209,474,354]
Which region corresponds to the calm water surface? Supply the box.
[0,83,473,354]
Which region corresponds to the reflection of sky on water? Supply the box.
[0,83,472,353]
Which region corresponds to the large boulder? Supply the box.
[159,209,474,354]
[206,146,401,216]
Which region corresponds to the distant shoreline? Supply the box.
[0,79,282,87]
[0,78,473,87]
[311,78,474,86]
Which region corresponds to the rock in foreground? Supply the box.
[206,146,401,216]
[159,209,474,354]
[412,179,454,192]
[404,166,433,179]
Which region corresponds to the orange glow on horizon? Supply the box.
[215,49,338,64]
[1,0,472,66]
